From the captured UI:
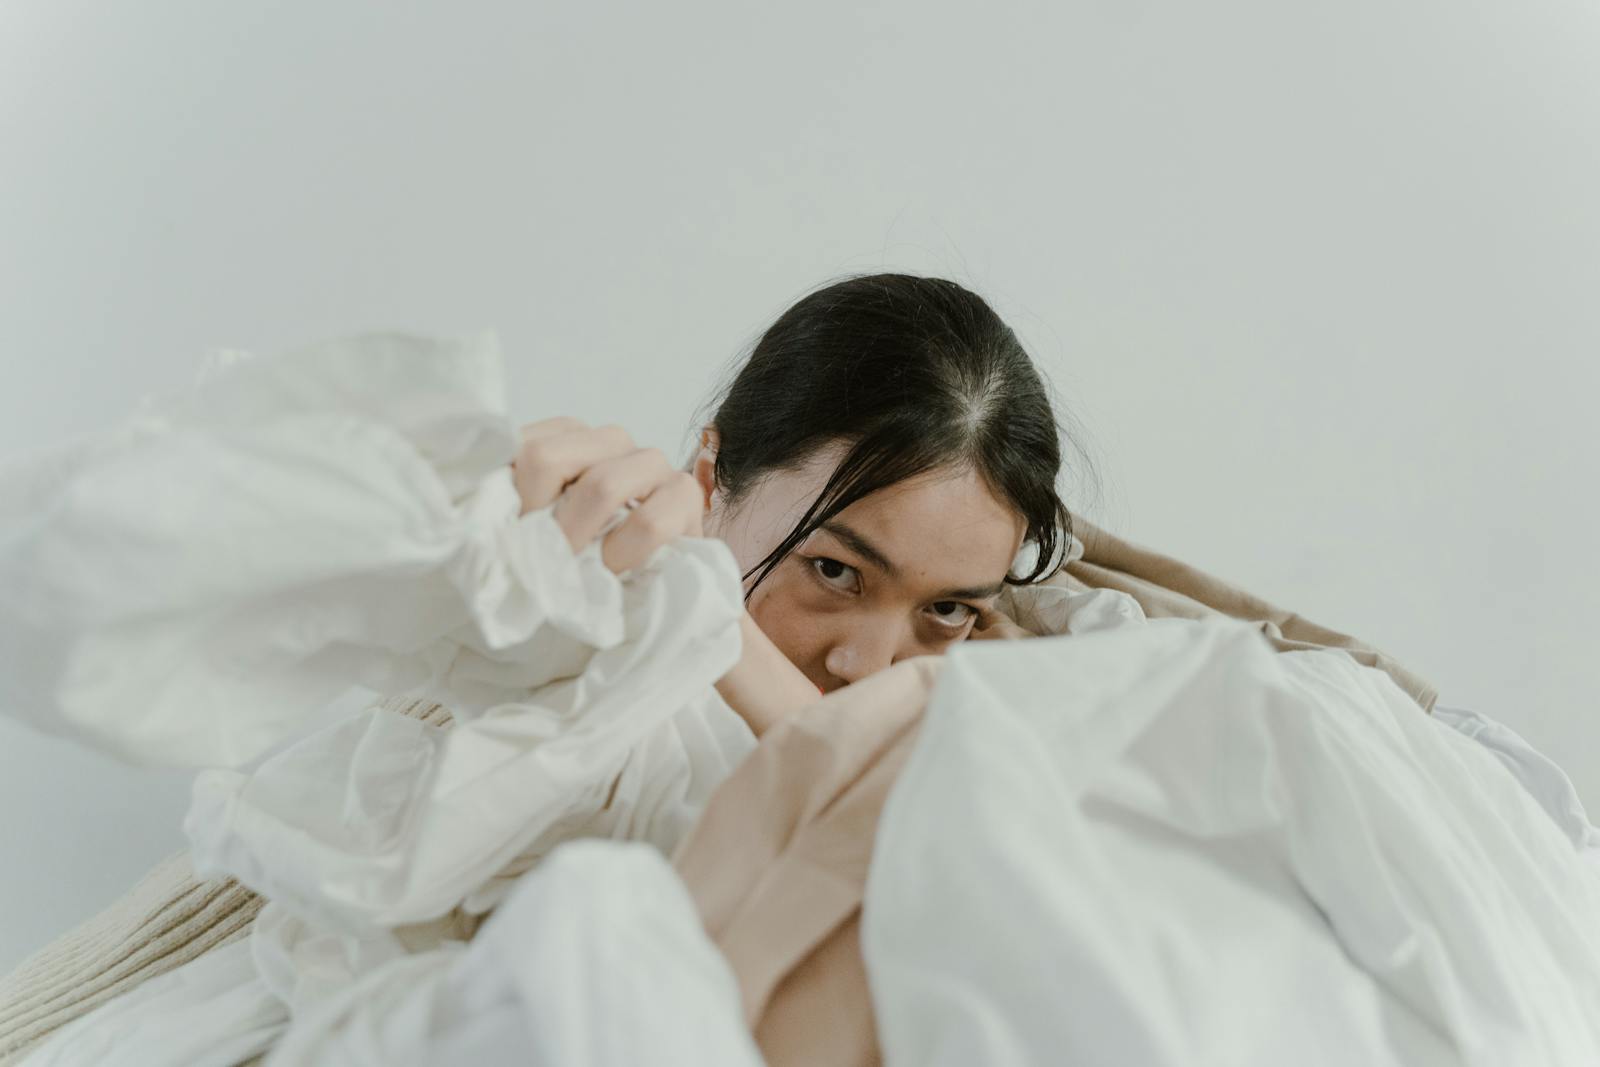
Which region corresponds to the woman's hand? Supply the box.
[512,418,816,737]
[720,602,1026,737]
[511,417,705,575]
[967,603,1033,641]
[715,612,823,737]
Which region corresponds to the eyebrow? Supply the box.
[817,520,1007,601]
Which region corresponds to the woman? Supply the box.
[2,273,1099,1065]
[183,272,1085,926]
[23,276,1584,1067]
[509,272,1078,734]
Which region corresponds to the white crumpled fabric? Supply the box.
[15,938,286,1067]
[0,331,680,768]
[5,331,766,1065]
[181,512,749,929]
[22,841,762,1067]
[864,617,1600,1067]
[20,329,1593,1067]
[261,840,765,1067]
[0,325,759,921]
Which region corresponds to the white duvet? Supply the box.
[5,333,1597,1066]
[866,619,1600,1065]
[3,332,769,1065]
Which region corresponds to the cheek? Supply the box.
[715,526,763,580]
[747,574,828,670]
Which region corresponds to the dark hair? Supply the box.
[695,272,1088,601]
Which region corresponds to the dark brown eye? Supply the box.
[928,601,977,628]
[810,556,858,591]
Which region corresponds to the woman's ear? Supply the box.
[691,426,720,512]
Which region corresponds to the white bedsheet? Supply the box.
[0,330,720,769]
[23,841,762,1067]
[261,840,764,1067]
[863,617,1600,1066]
[3,331,769,1065]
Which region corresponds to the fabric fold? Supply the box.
[0,331,645,767]
[259,841,764,1067]
[863,619,1600,1065]
[183,528,748,930]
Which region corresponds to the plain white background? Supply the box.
[2,0,1597,973]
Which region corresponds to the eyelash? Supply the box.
[804,555,978,629]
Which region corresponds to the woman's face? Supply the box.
[696,437,1027,694]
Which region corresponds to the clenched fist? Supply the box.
[511,417,705,575]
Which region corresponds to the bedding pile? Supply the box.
[1,332,1595,1065]
[865,619,1600,1065]
[0,332,768,1064]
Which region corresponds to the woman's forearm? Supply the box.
[715,611,822,737]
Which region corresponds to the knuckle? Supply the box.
[518,440,552,471]
[577,470,622,505]
[671,473,702,508]
[520,415,584,441]
[632,509,669,540]
[598,423,635,448]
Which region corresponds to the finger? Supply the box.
[517,416,589,445]
[512,423,634,515]
[598,471,703,574]
[518,415,588,451]
[552,446,676,549]
[972,603,1005,629]
[969,602,1021,638]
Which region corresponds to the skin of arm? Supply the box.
[716,601,1034,738]
[715,611,824,737]
[510,419,1024,734]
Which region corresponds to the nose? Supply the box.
[823,621,905,687]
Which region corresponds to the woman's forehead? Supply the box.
[727,451,1024,593]
[817,469,1025,587]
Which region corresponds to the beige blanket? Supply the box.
[0,523,1436,1064]
[1062,514,1436,713]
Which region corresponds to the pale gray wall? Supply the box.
[3,0,1598,972]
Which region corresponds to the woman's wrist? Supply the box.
[715,611,821,737]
